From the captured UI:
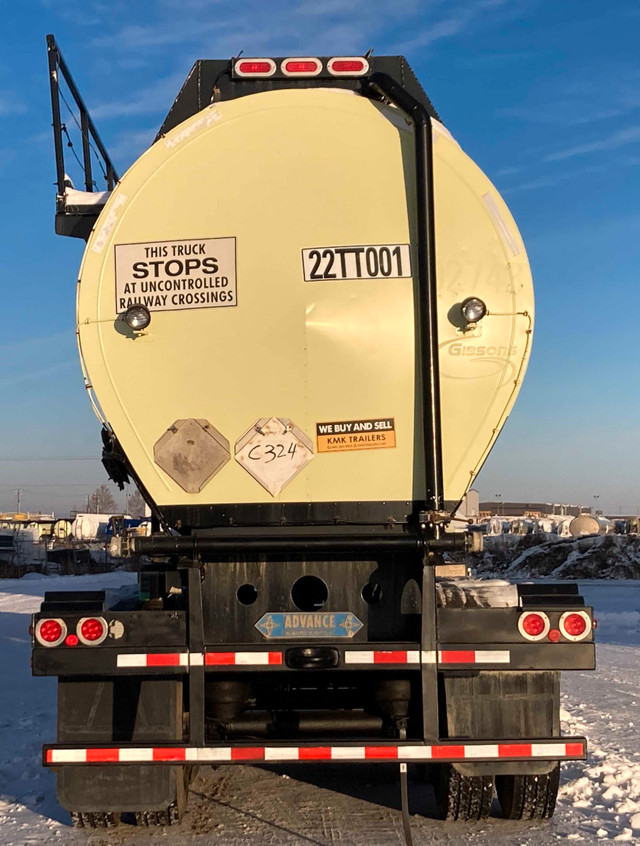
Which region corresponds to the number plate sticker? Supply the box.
[256,612,363,639]
[235,417,314,496]
[302,243,411,281]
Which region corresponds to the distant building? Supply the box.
[478,501,588,518]
[455,489,479,520]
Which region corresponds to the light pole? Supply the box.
[593,495,600,516]
[495,493,503,517]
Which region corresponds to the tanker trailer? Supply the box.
[32,37,595,833]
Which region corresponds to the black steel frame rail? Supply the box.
[133,533,466,556]
[46,34,119,197]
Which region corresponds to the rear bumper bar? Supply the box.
[44,737,586,766]
[33,642,595,675]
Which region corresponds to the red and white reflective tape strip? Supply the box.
[45,739,585,765]
[116,651,283,668]
[344,650,420,665]
[205,651,283,666]
[116,650,511,668]
[421,650,511,665]
[117,653,190,668]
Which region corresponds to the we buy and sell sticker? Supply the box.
[316,418,396,453]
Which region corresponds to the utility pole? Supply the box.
[15,489,22,514]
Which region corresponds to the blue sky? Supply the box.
[0,0,639,515]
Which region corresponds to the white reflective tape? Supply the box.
[421,650,437,663]
[117,654,147,667]
[51,749,87,763]
[531,743,567,758]
[331,746,365,760]
[344,651,374,664]
[189,653,204,666]
[464,744,500,759]
[236,652,269,665]
[475,650,511,664]
[179,654,190,666]
[196,748,232,762]
[401,746,430,759]
[119,748,154,762]
[406,650,420,664]
[264,747,300,761]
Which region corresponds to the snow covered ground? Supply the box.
[0,572,639,845]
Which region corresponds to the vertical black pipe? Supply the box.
[46,35,66,198]
[363,73,445,516]
[80,111,93,192]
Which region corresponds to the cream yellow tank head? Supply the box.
[76,87,532,512]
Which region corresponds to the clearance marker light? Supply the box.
[234,59,277,78]
[281,58,322,77]
[327,57,370,77]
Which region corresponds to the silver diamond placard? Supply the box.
[235,417,314,496]
[154,418,230,493]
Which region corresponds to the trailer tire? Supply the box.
[70,811,120,828]
[434,764,494,821]
[496,764,560,820]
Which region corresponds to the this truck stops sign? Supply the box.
[114,237,237,313]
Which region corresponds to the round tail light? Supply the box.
[35,618,66,647]
[77,617,108,646]
[518,610,550,641]
[559,610,591,641]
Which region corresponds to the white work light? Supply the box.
[124,304,151,330]
[461,297,487,325]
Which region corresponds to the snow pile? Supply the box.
[560,701,640,841]
[468,534,640,579]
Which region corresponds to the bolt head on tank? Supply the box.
[124,304,151,331]
[460,297,487,326]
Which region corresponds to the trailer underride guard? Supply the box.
[34,39,595,837]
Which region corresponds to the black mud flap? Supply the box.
[55,677,182,812]
[57,765,179,813]
[442,670,560,776]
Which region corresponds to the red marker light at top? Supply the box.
[234,59,276,78]
[281,58,322,77]
[327,57,370,77]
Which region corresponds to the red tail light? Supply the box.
[77,616,108,646]
[559,610,591,641]
[35,618,66,647]
[281,58,322,77]
[234,59,276,78]
[327,57,370,77]
[518,611,550,641]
